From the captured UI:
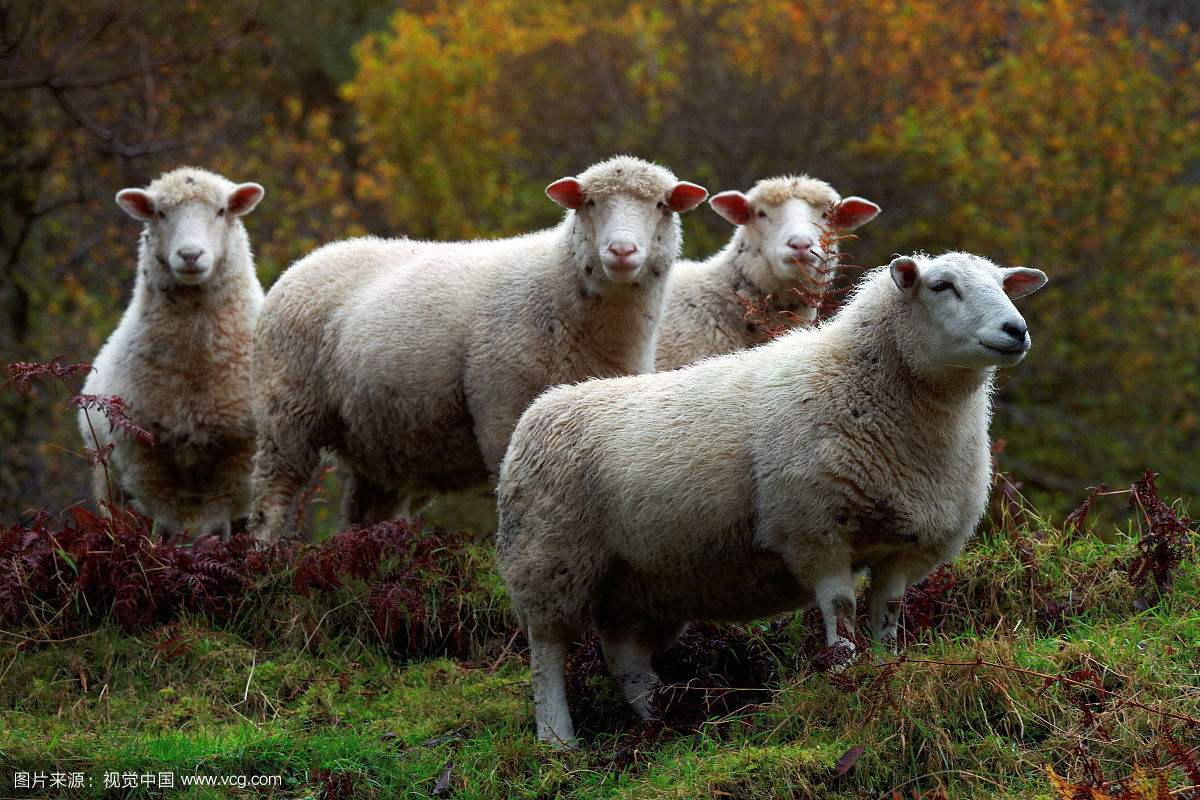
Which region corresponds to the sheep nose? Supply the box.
[177,246,204,265]
[607,241,638,258]
[787,236,814,252]
[1001,321,1027,343]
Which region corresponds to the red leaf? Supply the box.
[432,760,454,796]
[834,745,866,776]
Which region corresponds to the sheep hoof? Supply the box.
[816,639,858,674]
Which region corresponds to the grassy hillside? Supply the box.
[1,476,1196,799]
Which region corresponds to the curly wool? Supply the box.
[80,168,264,535]
[249,157,690,544]
[745,174,840,210]
[575,155,679,200]
[144,167,236,208]
[496,257,1008,744]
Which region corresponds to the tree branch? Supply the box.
[0,11,262,92]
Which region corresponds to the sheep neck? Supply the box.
[836,276,995,407]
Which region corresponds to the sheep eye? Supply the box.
[657,201,667,211]
[929,280,958,296]
[756,210,767,219]
[217,208,225,218]
[156,211,166,220]
[585,199,595,208]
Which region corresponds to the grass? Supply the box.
[1,495,1197,799]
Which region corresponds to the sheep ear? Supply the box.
[889,256,921,294]
[227,183,265,217]
[546,177,585,210]
[116,189,156,221]
[710,191,753,225]
[668,181,708,213]
[830,197,880,230]
[1002,267,1047,299]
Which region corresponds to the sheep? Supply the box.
[79,167,266,538]
[496,251,1048,745]
[655,175,879,370]
[248,156,707,543]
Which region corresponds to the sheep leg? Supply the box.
[341,469,403,527]
[813,570,858,661]
[869,562,909,652]
[249,435,319,544]
[196,519,233,542]
[399,492,436,519]
[602,629,664,721]
[528,633,576,748]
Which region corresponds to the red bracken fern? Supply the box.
[5,357,155,514]
[0,506,285,633]
[736,218,861,339]
[5,358,154,447]
[736,291,812,340]
[1127,469,1194,593]
[67,393,155,446]
[3,356,91,393]
[292,519,488,658]
[1063,482,1110,538]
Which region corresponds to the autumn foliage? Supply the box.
[5,1,1197,519]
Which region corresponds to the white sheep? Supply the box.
[496,251,1047,745]
[655,175,879,370]
[248,156,707,543]
[79,167,266,537]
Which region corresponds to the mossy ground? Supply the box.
[1,500,1196,799]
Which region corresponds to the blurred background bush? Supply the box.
[2,0,1197,523]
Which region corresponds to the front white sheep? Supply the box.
[79,167,266,537]
[496,251,1047,746]
[249,156,707,543]
[655,175,879,370]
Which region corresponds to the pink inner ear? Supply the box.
[117,190,154,219]
[1004,272,1041,296]
[895,259,918,288]
[710,192,752,225]
[668,182,708,213]
[546,178,585,210]
[831,197,880,230]
[228,185,264,216]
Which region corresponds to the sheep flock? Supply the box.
[83,157,1048,747]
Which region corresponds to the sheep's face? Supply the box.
[711,192,879,288]
[117,183,264,286]
[547,177,707,284]
[889,253,1048,372]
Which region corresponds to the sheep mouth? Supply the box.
[600,258,644,281]
[980,341,1027,356]
[785,253,821,270]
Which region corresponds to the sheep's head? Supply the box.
[711,175,878,290]
[546,155,706,286]
[888,252,1047,374]
[116,168,264,286]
